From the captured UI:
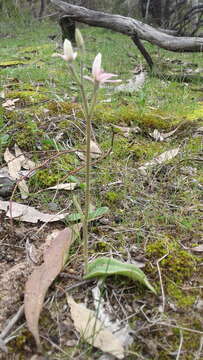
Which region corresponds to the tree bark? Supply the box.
[51,0,203,52]
[59,15,76,43]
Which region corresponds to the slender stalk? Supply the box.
[68,63,99,273]
[83,82,99,273]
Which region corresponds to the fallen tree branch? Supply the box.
[51,0,203,53]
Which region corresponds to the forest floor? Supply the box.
[0,15,202,360]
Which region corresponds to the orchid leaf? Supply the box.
[84,257,156,294]
[67,206,109,222]
[89,206,109,220]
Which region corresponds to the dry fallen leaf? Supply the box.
[92,284,133,349]
[77,140,102,160]
[25,224,81,349]
[4,147,29,199]
[14,144,36,170]
[2,98,19,110]
[149,126,179,142]
[45,183,77,191]
[138,148,180,175]
[67,296,125,359]
[115,72,146,93]
[4,148,21,179]
[0,200,69,223]
[191,244,203,252]
[4,145,35,199]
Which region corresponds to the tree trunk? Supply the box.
[51,0,203,53]
[59,15,76,43]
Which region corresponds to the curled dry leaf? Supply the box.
[14,144,36,170]
[77,140,102,160]
[0,200,69,223]
[67,295,124,359]
[2,98,19,110]
[115,72,146,93]
[149,126,179,142]
[4,148,29,199]
[138,148,180,175]
[45,183,77,191]
[25,224,81,349]
[191,244,203,252]
[4,145,35,199]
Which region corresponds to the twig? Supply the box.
[0,305,24,341]
[0,338,7,353]
[176,330,183,360]
[194,336,203,360]
[159,323,203,335]
[156,250,169,313]
[57,279,93,296]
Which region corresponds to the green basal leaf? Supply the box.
[67,207,109,222]
[84,257,156,294]
[67,212,83,221]
[68,175,79,183]
[88,206,109,220]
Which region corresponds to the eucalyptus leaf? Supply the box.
[84,257,156,294]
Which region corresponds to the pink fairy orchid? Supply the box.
[84,53,121,85]
[53,39,77,62]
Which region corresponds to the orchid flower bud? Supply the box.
[63,39,77,62]
[52,39,77,62]
[75,28,85,51]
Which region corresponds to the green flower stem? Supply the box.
[68,63,99,273]
[69,64,88,119]
[83,82,99,273]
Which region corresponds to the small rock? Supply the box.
[47,202,58,211]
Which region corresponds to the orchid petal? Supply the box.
[98,73,118,82]
[83,75,94,82]
[92,53,102,79]
[102,79,122,83]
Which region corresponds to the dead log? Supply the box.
[51,0,203,53]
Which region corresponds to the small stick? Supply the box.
[194,336,203,360]
[0,305,24,341]
[176,330,183,360]
[0,338,7,353]
[156,250,169,313]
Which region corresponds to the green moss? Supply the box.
[18,44,51,54]
[30,168,63,188]
[146,239,197,283]
[167,282,196,307]
[30,153,77,188]
[105,191,120,203]
[185,136,202,154]
[94,104,177,130]
[7,90,48,105]
[129,141,165,160]
[186,104,203,120]
[111,137,129,159]
[47,101,79,115]
[0,60,30,67]
[93,240,110,252]
[10,119,43,149]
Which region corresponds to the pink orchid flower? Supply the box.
[53,39,77,62]
[85,53,121,85]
